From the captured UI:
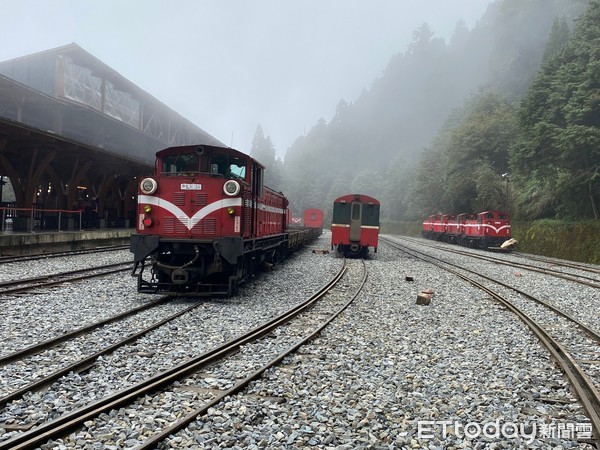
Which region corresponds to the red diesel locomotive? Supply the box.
[331,194,380,257]
[422,210,511,249]
[130,144,309,296]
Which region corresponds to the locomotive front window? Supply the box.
[162,153,199,174]
[207,154,248,180]
[210,155,228,176]
[228,158,246,179]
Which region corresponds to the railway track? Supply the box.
[382,236,600,446]
[0,262,132,296]
[0,258,368,449]
[0,297,210,407]
[399,235,600,288]
[0,245,129,265]
[512,251,600,276]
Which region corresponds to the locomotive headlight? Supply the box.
[140,177,158,195]
[223,180,241,196]
[143,205,152,213]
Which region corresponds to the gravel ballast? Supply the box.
[1,233,598,449]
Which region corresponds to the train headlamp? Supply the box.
[140,177,158,195]
[143,205,152,213]
[223,180,241,196]
[227,207,235,215]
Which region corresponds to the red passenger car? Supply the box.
[331,194,380,257]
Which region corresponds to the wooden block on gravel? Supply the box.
[416,292,432,305]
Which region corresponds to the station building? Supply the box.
[0,43,223,231]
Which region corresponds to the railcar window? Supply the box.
[352,203,361,220]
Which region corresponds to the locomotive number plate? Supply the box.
[180,183,202,190]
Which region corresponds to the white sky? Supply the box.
[0,0,494,156]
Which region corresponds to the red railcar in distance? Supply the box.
[422,214,441,239]
[331,194,380,257]
[422,210,511,249]
[303,208,324,229]
[447,213,475,244]
[462,210,511,248]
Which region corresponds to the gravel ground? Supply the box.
[158,234,597,450]
[0,233,339,443]
[1,233,598,449]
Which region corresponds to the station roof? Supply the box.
[0,43,225,167]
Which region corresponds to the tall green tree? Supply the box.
[443,91,519,213]
[511,0,600,219]
[250,124,283,191]
[542,17,571,62]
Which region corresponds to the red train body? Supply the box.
[303,208,324,229]
[422,210,511,249]
[130,144,313,296]
[331,194,380,257]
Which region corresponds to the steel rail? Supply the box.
[0,299,204,407]
[0,297,169,367]
[382,236,600,345]
[0,262,132,296]
[383,237,600,446]
[512,252,600,275]
[395,236,600,288]
[0,245,129,265]
[138,259,368,449]
[0,260,348,450]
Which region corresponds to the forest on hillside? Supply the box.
[250,0,598,224]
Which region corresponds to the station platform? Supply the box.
[0,228,132,256]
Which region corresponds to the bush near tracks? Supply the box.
[381,220,600,265]
[512,220,600,265]
[381,221,422,237]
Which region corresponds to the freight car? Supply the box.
[130,144,316,296]
[331,194,380,257]
[422,210,511,249]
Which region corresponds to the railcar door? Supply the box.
[250,163,264,237]
[349,201,362,242]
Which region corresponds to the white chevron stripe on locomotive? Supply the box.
[139,194,242,230]
[463,223,511,234]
